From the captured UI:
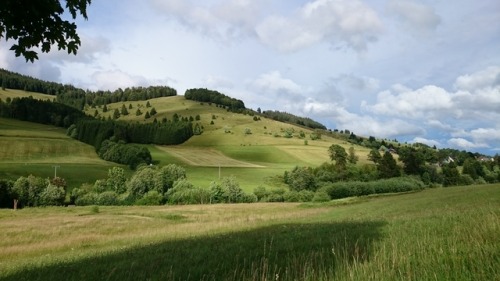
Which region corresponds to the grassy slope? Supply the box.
[1,92,370,190]
[0,88,55,101]
[0,184,498,280]
[0,118,121,187]
[86,96,372,190]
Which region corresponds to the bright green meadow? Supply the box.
[0,184,498,280]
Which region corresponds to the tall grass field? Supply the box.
[0,184,498,280]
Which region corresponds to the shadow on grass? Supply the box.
[3,220,386,281]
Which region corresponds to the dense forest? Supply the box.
[0,96,87,127]
[0,68,177,110]
[184,88,245,112]
[261,110,327,130]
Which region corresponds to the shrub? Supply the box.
[39,184,65,206]
[284,191,301,202]
[312,190,331,202]
[135,190,163,206]
[97,191,119,206]
[75,192,99,206]
[167,180,210,205]
[253,186,271,201]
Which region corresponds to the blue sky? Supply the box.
[1,0,499,155]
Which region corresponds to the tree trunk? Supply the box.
[13,199,18,210]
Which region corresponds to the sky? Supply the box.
[1,0,499,155]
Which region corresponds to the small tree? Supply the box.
[328,144,348,170]
[135,108,142,116]
[121,104,129,116]
[146,101,151,108]
[348,147,359,164]
[150,107,157,116]
[113,108,120,119]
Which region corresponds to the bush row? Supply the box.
[321,177,425,199]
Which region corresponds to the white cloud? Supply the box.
[454,66,500,91]
[411,137,441,147]
[251,71,303,96]
[367,85,452,118]
[91,70,150,91]
[255,0,383,52]
[149,0,262,42]
[388,0,441,37]
[447,138,489,150]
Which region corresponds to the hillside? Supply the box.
[0,88,372,190]
[0,118,120,188]
[83,95,372,189]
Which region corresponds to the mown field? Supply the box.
[0,184,498,280]
[0,118,118,187]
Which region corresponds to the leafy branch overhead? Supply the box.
[0,0,91,62]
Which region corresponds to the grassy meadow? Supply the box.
[84,95,372,190]
[1,93,372,190]
[0,88,55,101]
[0,118,119,187]
[0,184,498,280]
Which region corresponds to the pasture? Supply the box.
[0,184,498,280]
[0,118,117,187]
[0,88,55,101]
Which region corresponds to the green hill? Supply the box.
[83,95,372,190]
[0,91,371,190]
[0,118,121,188]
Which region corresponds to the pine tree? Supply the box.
[135,108,142,116]
[121,104,129,116]
[103,104,108,112]
[150,107,157,116]
[113,108,120,119]
[145,111,150,119]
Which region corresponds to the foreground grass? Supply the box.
[0,184,498,280]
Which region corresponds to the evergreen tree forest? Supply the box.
[184,88,245,112]
[0,68,177,110]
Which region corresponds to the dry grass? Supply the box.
[155,146,264,167]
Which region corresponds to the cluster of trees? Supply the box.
[0,96,87,128]
[57,86,177,110]
[72,118,193,148]
[97,140,152,169]
[261,110,326,130]
[1,69,177,110]
[0,176,67,209]
[282,144,500,200]
[71,166,256,206]
[184,88,245,112]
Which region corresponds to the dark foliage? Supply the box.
[261,110,326,130]
[184,88,245,112]
[0,69,176,110]
[98,140,152,169]
[0,96,87,128]
[0,0,91,62]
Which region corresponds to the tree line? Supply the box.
[71,118,193,149]
[261,110,327,130]
[184,88,245,112]
[0,69,177,110]
[0,96,87,127]
[282,144,500,201]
